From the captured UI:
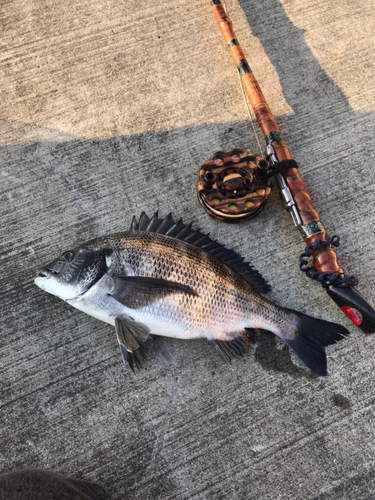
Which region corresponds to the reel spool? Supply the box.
[197,149,271,223]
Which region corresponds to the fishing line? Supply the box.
[221,0,263,156]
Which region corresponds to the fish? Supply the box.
[35,212,349,376]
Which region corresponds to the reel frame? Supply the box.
[197,149,271,223]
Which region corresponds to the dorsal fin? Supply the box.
[130,212,271,294]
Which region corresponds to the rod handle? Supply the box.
[325,284,375,333]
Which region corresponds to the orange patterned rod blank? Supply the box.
[209,0,375,332]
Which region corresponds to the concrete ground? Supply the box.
[1,0,375,498]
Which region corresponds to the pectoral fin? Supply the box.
[110,276,198,309]
[115,317,151,371]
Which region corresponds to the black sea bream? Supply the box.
[35,212,348,375]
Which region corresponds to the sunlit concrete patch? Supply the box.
[281,0,375,112]
[0,0,293,143]
[0,119,79,146]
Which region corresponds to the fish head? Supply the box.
[35,237,112,300]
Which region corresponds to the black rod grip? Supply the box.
[325,284,375,333]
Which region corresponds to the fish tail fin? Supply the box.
[279,312,349,376]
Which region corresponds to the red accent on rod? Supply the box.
[341,306,362,325]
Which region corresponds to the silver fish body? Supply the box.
[35,213,349,375]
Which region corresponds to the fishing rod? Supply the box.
[197,0,375,333]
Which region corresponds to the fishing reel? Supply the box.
[197,149,271,222]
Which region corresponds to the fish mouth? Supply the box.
[35,266,78,300]
[36,267,57,279]
[37,269,49,278]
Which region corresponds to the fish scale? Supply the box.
[107,231,265,339]
[35,212,349,375]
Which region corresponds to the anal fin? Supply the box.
[207,332,250,368]
[115,317,151,371]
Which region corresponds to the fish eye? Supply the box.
[61,250,75,262]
